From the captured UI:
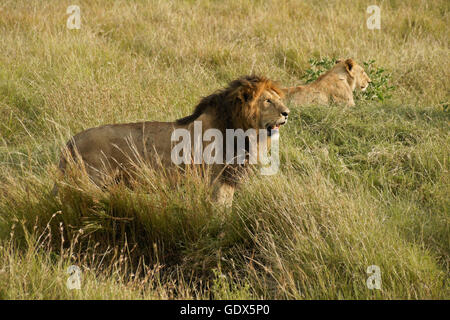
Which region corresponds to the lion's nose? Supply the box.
[281,111,289,117]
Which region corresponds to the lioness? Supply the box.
[283,58,371,107]
[54,75,289,206]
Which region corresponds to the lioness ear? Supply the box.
[335,59,343,64]
[345,59,355,72]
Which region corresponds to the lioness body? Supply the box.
[284,59,371,107]
[56,76,289,206]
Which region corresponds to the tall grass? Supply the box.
[0,0,448,299]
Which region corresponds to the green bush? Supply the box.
[358,59,396,102]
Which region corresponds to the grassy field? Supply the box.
[0,0,448,299]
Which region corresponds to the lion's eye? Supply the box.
[265,99,272,104]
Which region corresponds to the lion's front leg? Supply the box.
[212,182,235,207]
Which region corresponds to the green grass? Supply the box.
[0,0,448,299]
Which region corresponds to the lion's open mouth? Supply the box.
[268,124,281,130]
[266,122,285,136]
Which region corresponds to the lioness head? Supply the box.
[336,58,371,92]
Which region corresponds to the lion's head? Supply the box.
[177,75,290,134]
[336,58,371,92]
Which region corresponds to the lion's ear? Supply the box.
[242,91,251,102]
[239,87,254,103]
[335,59,343,64]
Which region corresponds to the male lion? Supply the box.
[283,58,371,107]
[54,75,289,206]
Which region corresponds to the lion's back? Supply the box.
[59,121,176,175]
